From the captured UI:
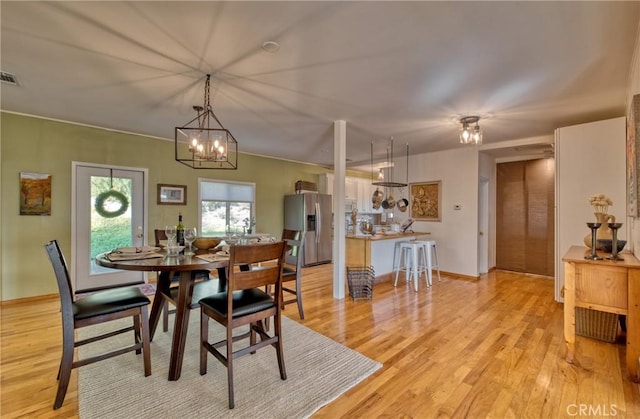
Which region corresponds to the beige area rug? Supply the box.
[78,314,381,418]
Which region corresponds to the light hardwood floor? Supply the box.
[2,266,639,418]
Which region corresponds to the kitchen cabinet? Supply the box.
[355,178,386,213]
[345,178,358,201]
[358,181,372,213]
[318,173,383,214]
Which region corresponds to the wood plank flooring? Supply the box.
[2,266,639,418]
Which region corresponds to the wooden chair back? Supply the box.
[154,229,168,246]
[228,242,286,292]
[282,229,304,276]
[44,240,75,333]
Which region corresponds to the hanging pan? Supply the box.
[397,198,409,212]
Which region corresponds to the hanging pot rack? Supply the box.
[370,138,408,188]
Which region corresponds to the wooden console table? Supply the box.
[563,246,640,382]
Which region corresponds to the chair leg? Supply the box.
[412,245,419,292]
[394,249,402,286]
[296,295,304,319]
[250,322,257,349]
[274,314,287,381]
[200,310,208,376]
[162,300,169,332]
[54,326,75,409]
[140,305,152,377]
[134,312,142,355]
[433,244,442,282]
[296,277,304,319]
[227,325,235,409]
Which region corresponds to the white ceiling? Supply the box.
[1,1,638,170]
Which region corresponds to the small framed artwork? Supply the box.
[627,93,640,217]
[410,181,441,221]
[20,172,52,215]
[157,184,186,205]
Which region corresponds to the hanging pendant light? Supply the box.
[175,74,238,169]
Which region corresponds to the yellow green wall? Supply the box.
[0,112,333,301]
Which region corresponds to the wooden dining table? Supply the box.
[95,249,229,380]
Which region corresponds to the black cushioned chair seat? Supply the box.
[199,288,274,318]
[282,266,296,277]
[73,287,150,320]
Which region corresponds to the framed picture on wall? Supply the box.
[157,184,186,205]
[627,93,640,217]
[410,181,441,221]
[20,172,52,215]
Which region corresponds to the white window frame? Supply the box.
[198,178,255,235]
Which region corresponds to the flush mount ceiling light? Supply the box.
[459,116,483,145]
[175,74,238,169]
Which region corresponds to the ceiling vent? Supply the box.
[0,72,19,86]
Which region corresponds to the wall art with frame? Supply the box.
[627,93,640,217]
[157,184,186,205]
[20,172,52,215]
[410,180,441,221]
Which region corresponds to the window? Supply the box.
[199,179,255,236]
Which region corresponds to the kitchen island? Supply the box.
[346,231,431,280]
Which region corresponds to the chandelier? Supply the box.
[459,116,482,145]
[175,74,238,169]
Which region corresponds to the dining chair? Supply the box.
[44,240,151,410]
[279,229,306,318]
[199,241,287,409]
[154,229,211,331]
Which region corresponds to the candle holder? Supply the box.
[585,222,602,260]
[607,222,623,261]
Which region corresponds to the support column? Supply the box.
[333,120,346,299]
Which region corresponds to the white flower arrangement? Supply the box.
[588,194,613,214]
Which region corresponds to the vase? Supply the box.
[583,212,615,248]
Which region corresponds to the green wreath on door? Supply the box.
[94,190,129,218]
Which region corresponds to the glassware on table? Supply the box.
[165,225,177,247]
[184,227,197,255]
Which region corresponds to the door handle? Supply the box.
[315,202,321,243]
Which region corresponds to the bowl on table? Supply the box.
[192,237,222,251]
[165,245,185,256]
[596,239,626,253]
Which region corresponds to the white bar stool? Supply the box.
[394,241,427,291]
[392,239,416,284]
[414,240,441,286]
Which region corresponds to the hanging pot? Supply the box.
[372,188,384,208]
[397,198,409,212]
[387,193,396,209]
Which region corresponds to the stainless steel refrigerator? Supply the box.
[284,193,332,266]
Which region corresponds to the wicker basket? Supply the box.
[347,266,375,301]
[575,307,618,343]
[295,180,317,193]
